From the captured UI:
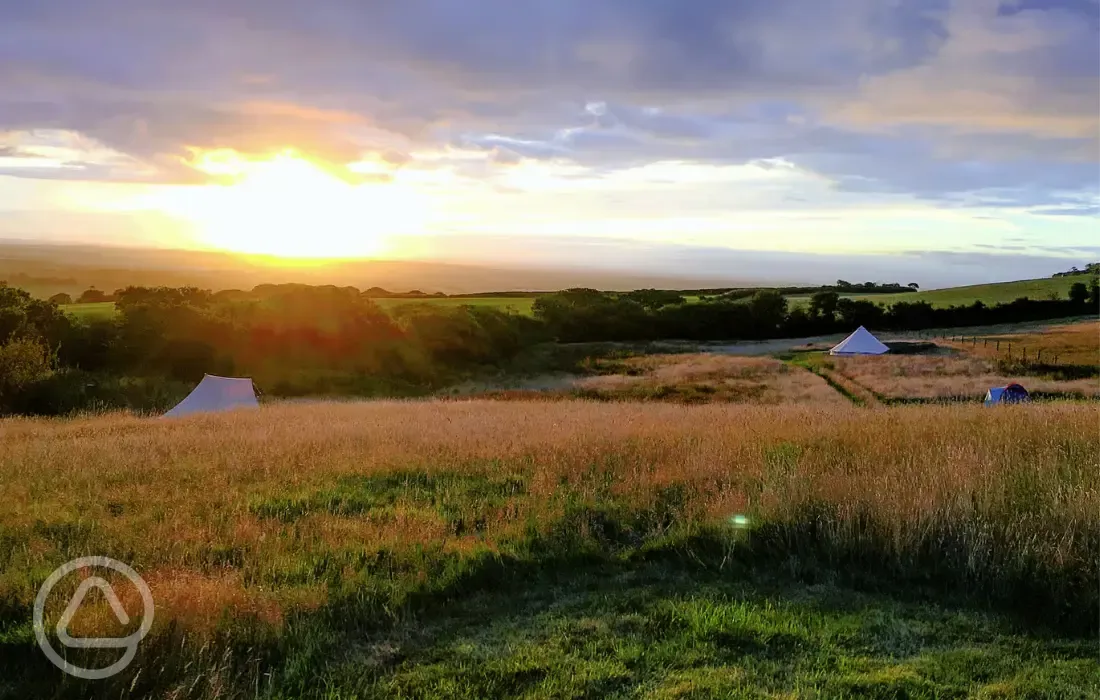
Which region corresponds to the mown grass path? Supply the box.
[783,361,881,407]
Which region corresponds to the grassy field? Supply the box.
[58,297,538,320]
[945,319,1099,367]
[828,354,1099,401]
[374,296,537,315]
[57,301,117,320]
[788,276,1090,309]
[575,354,845,405]
[2,401,1097,698]
[792,321,1099,402]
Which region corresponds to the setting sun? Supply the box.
[148,150,427,259]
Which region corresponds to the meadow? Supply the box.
[57,301,118,320]
[827,355,1100,401]
[374,296,538,315]
[59,296,539,321]
[575,354,845,405]
[2,400,1098,699]
[786,276,1086,310]
[944,319,1100,367]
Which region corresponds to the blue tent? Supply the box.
[984,383,1030,406]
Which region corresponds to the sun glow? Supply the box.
[149,150,428,259]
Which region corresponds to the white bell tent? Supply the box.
[829,326,890,356]
[163,375,259,418]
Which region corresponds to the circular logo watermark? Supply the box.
[33,556,155,680]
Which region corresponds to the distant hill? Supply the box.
[788,276,1095,309]
[1052,262,1100,278]
[0,241,781,298]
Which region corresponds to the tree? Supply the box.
[835,280,852,290]
[809,291,840,320]
[836,298,885,328]
[621,289,686,310]
[907,283,920,291]
[0,284,70,347]
[49,293,73,305]
[77,288,109,303]
[1088,278,1100,308]
[1068,282,1089,305]
[748,290,788,332]
[0,338,54,410]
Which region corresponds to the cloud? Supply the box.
[833,0,1099,138]
[0,0,1095,226]
[1028,204,1100,217]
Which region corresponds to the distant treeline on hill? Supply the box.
[54,279,919,305]
[717,280,918,301]
[1052,263,1100,278]
[0,278,1096,416]
[530,283,1098,343]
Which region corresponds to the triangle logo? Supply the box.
[56,577,133,649]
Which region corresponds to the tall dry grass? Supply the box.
[833,354,1100,399]
[577,354,845,404]
[2,399,1097,647]
[946,319,1099,367]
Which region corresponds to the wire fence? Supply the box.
[896,330,1063,366]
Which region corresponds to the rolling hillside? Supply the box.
[788,275,1091,309]
[57,275,1093,321]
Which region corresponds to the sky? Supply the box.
[1,0,1098,287]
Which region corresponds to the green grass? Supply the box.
[331,562,1098,700]
[8,525,1096,699]
[58,301,117,320]
[373,296,537,315]
[787,277,1089,310]
[57,297,537,320]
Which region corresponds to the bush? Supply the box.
[0,338,55,413]
[9,371,192,416]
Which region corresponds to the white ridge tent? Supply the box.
[163,375,259,418]
[830,326,890,356]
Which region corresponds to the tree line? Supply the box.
[1052,263,1100,278]
[0,278,1096,415]
[531,282,1098,342]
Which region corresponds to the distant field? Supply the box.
[59,297,538,320]
[52,277,1094,321]
[372,296,537,315]
[788,276,1089,309]
[58,301,117,320]
[42,295,718,320]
